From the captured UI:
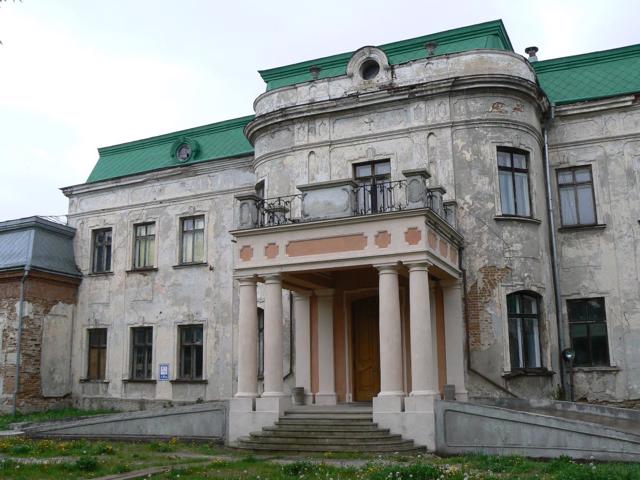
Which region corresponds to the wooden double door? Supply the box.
[352,296,381,402]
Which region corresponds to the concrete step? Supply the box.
[269,423,383,432]
[285,407,373,415]
[258,428,394,439]
[246,434,407,446]
[283,413,373,420]
[235,440,423,453]
[276,418,374,425]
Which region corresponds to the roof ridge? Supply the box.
[534,43,640,73]
[98,114,254,156]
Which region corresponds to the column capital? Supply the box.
[404,261,433,272]
[237,276,258,286]
[292,290,312,300]
[263,273,282,285]
[374,262,400,274]
[314,288,335,297]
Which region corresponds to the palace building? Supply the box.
[3,19,640,449]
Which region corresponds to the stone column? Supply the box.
[236,277,259,398]
[376,264,404,398]
[315,289,337,405]
[443,280,468,401]
[262,274,285,397]
[293,291,312,404]
[407,262,438,400]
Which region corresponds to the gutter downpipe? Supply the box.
[543,104,572,401]
[12,265,31,416]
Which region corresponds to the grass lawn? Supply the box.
[0,436,639,479]
[0,407,118,431]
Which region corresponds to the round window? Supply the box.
[176,143,192,162]
[360,59,380,80]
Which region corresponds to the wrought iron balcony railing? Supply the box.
[236,172,457,230]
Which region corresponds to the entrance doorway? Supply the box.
[351,296,381,402]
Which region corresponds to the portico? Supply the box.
[228,201,466,449]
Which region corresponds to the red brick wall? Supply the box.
[466,266,510,351]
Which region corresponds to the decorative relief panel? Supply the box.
[286,233,367,257]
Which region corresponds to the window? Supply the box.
[180,216,205,264]
[507,292,541,369]
[557,166,597,226]
[257,307,264,379]
[179,325,203,380]
[568,298,610,366]
[87,328,107,380]
[131,327,153,380]
[354,159,392,213]
[498,148,531,217]
[133,222,155,269]
[92,228,112,273]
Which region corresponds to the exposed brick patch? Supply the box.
[264,243,279,259]
[404,227,422,245]
[239,245,253,262]
[374,231,391,248]
[466,266,510,352]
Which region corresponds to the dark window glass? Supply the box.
[180,216,205,264]
[133,222,155,269]
[497,148,531,217]
[557,166,597,226]
[88,328,107,380]
[257,307,264,379]
[179,325,203,380]
[92,228,112,273]
[131,327,153,380]
[568,298,610,366]
[507,292,542,369]
[354,160,392,213]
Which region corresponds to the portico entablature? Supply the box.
[231,208,462,279]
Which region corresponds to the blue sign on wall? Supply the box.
[159,363,169,381]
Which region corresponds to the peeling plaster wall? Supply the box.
[66,160,293,408]
[250,49,559,399]
[549,99,640,402]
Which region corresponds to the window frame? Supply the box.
[506,291,543,370]
[91,228,113,273]
[556,166,598,227]
[87,328,107,380]
[497,148,532,218]
[178,324,204,380]
[567,297,610,367]
[130,326,153,380]
[132,222,156,270]
[353,159,392,213]
[179,215,206,265]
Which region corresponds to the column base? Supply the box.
[406,392,438,412]
[256,395,291,414]
[373,393,404,412]
[314,393,337,406]
[372,393,436,451]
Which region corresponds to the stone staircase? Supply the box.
[235,405,424,453]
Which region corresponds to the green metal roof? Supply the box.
[535,43,640,105]
[86,115,254,183]
[259,20,514,91]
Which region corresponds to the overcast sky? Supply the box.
[1,0,638,220]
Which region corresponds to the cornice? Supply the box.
[245,74,546,144]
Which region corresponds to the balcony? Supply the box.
[236,169,457,230]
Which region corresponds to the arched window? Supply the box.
[507,292,542,369]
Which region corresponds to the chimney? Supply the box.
[525,46,539,62]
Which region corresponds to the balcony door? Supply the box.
[354,160,391,214]
[351,296,381,402]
